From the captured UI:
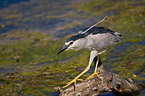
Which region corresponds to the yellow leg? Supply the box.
[87,56,101,80]
[62,51,98,88]
[62,66,90,88]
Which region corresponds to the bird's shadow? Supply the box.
[93,55,102,67]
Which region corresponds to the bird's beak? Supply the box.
[56,45,68,55]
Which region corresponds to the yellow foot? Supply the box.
[62,78,83,88]
[87,72,100,80]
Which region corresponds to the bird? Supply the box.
[57,17,123,88]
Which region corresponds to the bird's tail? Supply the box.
[114,32,123,42]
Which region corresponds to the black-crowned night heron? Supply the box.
[57,17,122,88]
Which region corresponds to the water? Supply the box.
[0,0,144,95]
[114,38,145,53]
[139,89,145,96]
[98,93,116,96]
[0,0,30,9]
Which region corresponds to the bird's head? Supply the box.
[56,38,74,55]
[56,34,86,55]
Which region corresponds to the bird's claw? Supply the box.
[87,72,100,80]
[62,78,84,88]
[77,79,84,81]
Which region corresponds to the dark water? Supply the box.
[114,38,145,52]
[98,93,116,96]
[139,89,145,96]
[105,38,145,70]
[0,0,30,9]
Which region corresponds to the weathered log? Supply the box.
[55,65,142,96]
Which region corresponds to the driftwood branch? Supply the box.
[55,65,142,96]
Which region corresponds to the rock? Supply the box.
[56,65,141,96]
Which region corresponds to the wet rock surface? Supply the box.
[58,65,142,96]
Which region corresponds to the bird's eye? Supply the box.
[70,42,73,45]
